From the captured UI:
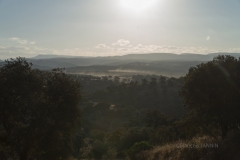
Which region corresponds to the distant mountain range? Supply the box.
[31,54,89,59]
[30,52,240,61]
[27,53,240,68]
[1,53,240,77]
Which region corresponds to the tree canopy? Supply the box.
[180,55,240,139]
[0,57,82,160]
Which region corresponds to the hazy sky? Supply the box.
[1,0,240,59]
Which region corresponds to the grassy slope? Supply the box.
[137,133,240,160]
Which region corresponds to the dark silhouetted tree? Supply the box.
[180,55,240,139]
[0,57,82,160]
[143,110,168,129]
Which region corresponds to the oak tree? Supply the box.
[0,57,82,160]
[180,55,240,139]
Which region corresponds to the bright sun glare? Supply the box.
[120,0,157,12]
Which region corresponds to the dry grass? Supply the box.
[136,135,240,160]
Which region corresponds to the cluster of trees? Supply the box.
[0,58,82,160]
[76,55,240,159]
[68,74,115,93]
[79,104,179,159]
[88,76,184,117]
[1,55,240,159]
[180,55,240,139]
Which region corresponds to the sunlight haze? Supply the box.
[0,0,240,59]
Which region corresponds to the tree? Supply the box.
[113,76,120,83]
[180,55,240,139]
[102,148,117,160]
[143,110,168,129]
[159,76,166,86]
[0,57,82,160]
[127,141,153,160]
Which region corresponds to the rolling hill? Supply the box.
[2,53,240,77]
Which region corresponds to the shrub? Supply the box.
[127,141,153,160]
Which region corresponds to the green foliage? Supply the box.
[143,110,168,129]
[91,140,108,159]
[3,55,240,159]
[180,55,240,139]
[121,127,150,148]
[89,75,184,117]
[0,57,82,160]
[127,141,153,160]
[149,126,176,145]
[73,55,240,159]
[91,130,106,142]
[102,148,117,160]
[72,130,86,158]
[113,76,120,83]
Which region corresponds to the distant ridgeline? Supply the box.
[2,53,239,77]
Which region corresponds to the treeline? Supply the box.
[69,74,185,117]
[67,74,186,159]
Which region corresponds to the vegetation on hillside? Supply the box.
[1,55,240,159]
[0,58,82,160]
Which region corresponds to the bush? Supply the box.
[91,140,108,159]
[102,148,117,160]
[127,141,153,160]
